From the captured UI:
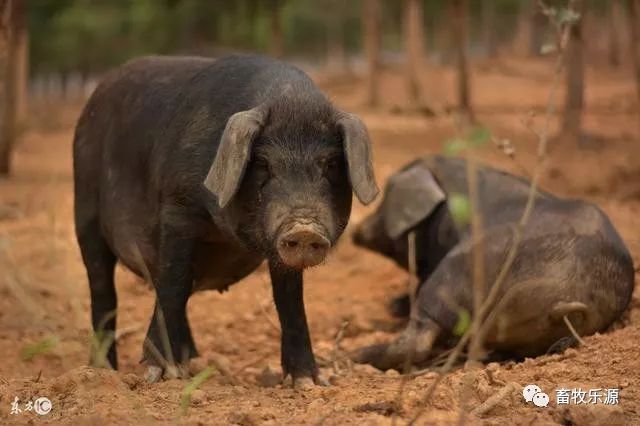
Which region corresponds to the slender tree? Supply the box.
[363,0,381,107]
[403,0,425,109]
[608,0,622,68]
[529,2,547,56]
[325,0,348,74]
[481,0,496,57]
[1,0,26,175]
[13,0,26,125]
[451,0,474,122]
[268,0,284,58]
[561,0,586,146]
[629,0,640,134]
[513,0,532,55]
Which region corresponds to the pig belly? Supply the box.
[192,242,264,292]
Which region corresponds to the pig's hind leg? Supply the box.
[75,207,118,370]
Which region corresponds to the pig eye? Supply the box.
[323,156,342,175]
[253,157,272,187]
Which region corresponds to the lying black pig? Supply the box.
[73,55,378,386]
[351,155,634,371]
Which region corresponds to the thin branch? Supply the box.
[409,2,577,423]
[563,315,586,346]
[392,231,419,425]
[471,382,520,417]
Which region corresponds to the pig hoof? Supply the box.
[314,375,330,387]
[144,364,190,383]
[293,376,315,390]
[145,366,164,383]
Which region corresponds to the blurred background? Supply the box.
[0,0,639,170]
[1,1,640,424]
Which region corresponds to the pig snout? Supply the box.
[277,223,331,268]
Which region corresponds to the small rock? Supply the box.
[558,404,625,426]
[244,367,260,376]
[208,352,233,376]
[486,362,500,372]
[50,376,77,395]
[307,398,325,411]
[190,389,206,406]
[385,369,400,377]
[419,371,439,380]
[228,411,258,426]
[564,348,578,357]
[258,366,282,388]
[353,363,381,375]
[293,376,315,390]
[121,373,142,390]
[189,357,209,376]
[328,374,342,386]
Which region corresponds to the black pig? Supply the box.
[351,155,634,370]
[73,55,378,385]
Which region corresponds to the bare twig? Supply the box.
[471,382,520,417]
[115,323,143,341]
[409,2,578,424]
[232,352,272,376]
[132,242,176,372]
[331,319,350,374]
[563,315,587,346]
[256,273,282,333]
[392,231,418,425]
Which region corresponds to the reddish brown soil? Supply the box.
[1,57,639,425]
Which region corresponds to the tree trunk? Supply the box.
[481,0,496,58]
[562,0,586,146]
[363,0,381,108]
[451,0,474,123]
[629,0,640,135]
[608,0,622,67]
[513,0,532,55]
[269,0,284,59]
[403,0,425,108]
[13,0,26,127]
[326,3,348,74]
[530,5,547,56]
[1,0,25,176]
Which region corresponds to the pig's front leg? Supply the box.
[143,223,198,382]
[269,263,321,388]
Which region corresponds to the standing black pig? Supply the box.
[73,55,378,385]
[351,155,634,371]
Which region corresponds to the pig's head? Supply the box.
[204,101,378,269]
[352,160,455,269]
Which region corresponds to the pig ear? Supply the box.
[204,106,268,208]
[382,162,446,240]
[337,112,379,205]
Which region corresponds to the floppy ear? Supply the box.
[337,112,379,205]
[204,105,268,208]
[382,162,446,239]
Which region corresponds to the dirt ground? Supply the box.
[1,57,639,425]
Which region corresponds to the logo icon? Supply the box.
[523,384,542,402]
[33,397,52,415]
[532,392,550,407]
[523,384,549,408]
